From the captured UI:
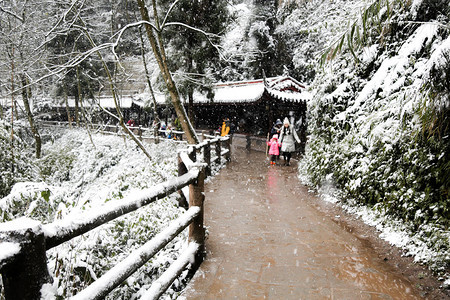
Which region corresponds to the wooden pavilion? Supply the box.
[188,75,311,138]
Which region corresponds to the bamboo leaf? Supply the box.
[356,25,361,47]
[386,0,390,20]
[347,34,359,62]
[319,48,330,67]
[331,45,339,60]
[350,23,356,42]
[338,34,345,52]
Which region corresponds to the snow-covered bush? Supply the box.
[0,120,35,199]
[299,0,449,276]
[0,182,53,222]
[0,129,192,298]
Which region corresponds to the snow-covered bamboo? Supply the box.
[43,169,200,249]
[71,207,201,300]
[141,242,200,300]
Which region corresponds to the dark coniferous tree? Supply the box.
[160,0,230,123]
[250,0,280,78]
[250,0,300,79]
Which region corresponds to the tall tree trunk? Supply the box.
[76,66,96,149]
[74,68,80,127]
[76,65,83,124]
[137,0,199,144]
[188,87,194,125]
[10,46,15,172]
[20,75,41,158]
[74,95,80,126]
[187,53,195,125]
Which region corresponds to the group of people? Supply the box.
[267,117,300,166]
[150,118,183,140]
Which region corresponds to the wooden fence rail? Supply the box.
[39,121,191,143]
[0,129,231,300]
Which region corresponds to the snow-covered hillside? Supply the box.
[288,0,449,283]
[0,129,191,298]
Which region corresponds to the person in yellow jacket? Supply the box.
[221,118,230,136]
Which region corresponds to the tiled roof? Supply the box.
[191,76,311,104]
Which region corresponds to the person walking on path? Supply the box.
[221,118,230,136]
[266,134,282,165]
[270,119,283,138]
[279,117,300,166]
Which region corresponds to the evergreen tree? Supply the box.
[249,0,280,78]
[160,0,230,123]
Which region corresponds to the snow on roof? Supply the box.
[53,95,144,109]
[1,76,308,110]
[266,88,312,102]
[193,76,309,104]
[195,79,265,104]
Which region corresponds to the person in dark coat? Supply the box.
[271,119,283,138]
[279,117,300,166]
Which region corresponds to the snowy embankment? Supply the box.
[296,0,449,286]
[0,129,196,298]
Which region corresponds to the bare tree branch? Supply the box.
[0,6,24,22]
[160,0,181,29]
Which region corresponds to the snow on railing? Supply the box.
[0,134,232,300]
[71,207,201,300]
[39,120,187,143]
[43,169,200,249]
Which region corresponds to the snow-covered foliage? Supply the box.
[0,120,35,199]
[296,0,449,280]
[0,128,194,298]
[218,1,260,81]
[277,0,373,83]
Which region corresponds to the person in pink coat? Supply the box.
[267,134,282,165]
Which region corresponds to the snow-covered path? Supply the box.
[182,147,421,299]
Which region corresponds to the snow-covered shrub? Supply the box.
[0,128,192,298]
[0,182,53,222]
[0,120,35,199]
[300,0,450,275]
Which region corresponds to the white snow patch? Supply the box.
[0,217,41,234]
[352,23,439,110]
[40,283,57,300]
[0,242,20,261]
[361,44,378,63]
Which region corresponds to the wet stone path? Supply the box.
[182,147,421,299]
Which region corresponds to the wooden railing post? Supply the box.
[0,224,52,299]
[246,135,251,151]
[138,125,142,140]
[224,137,231,162]
[188,166,206,266]
[215,139,221,164]
[189,147,197,163]
[176,152,189,209]
[203,140,211,177]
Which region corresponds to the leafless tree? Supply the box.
[136,0,199,144]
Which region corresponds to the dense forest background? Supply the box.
[0,0,449,297]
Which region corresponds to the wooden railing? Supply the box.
[0,133,231,299]
[39,121,190,143]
